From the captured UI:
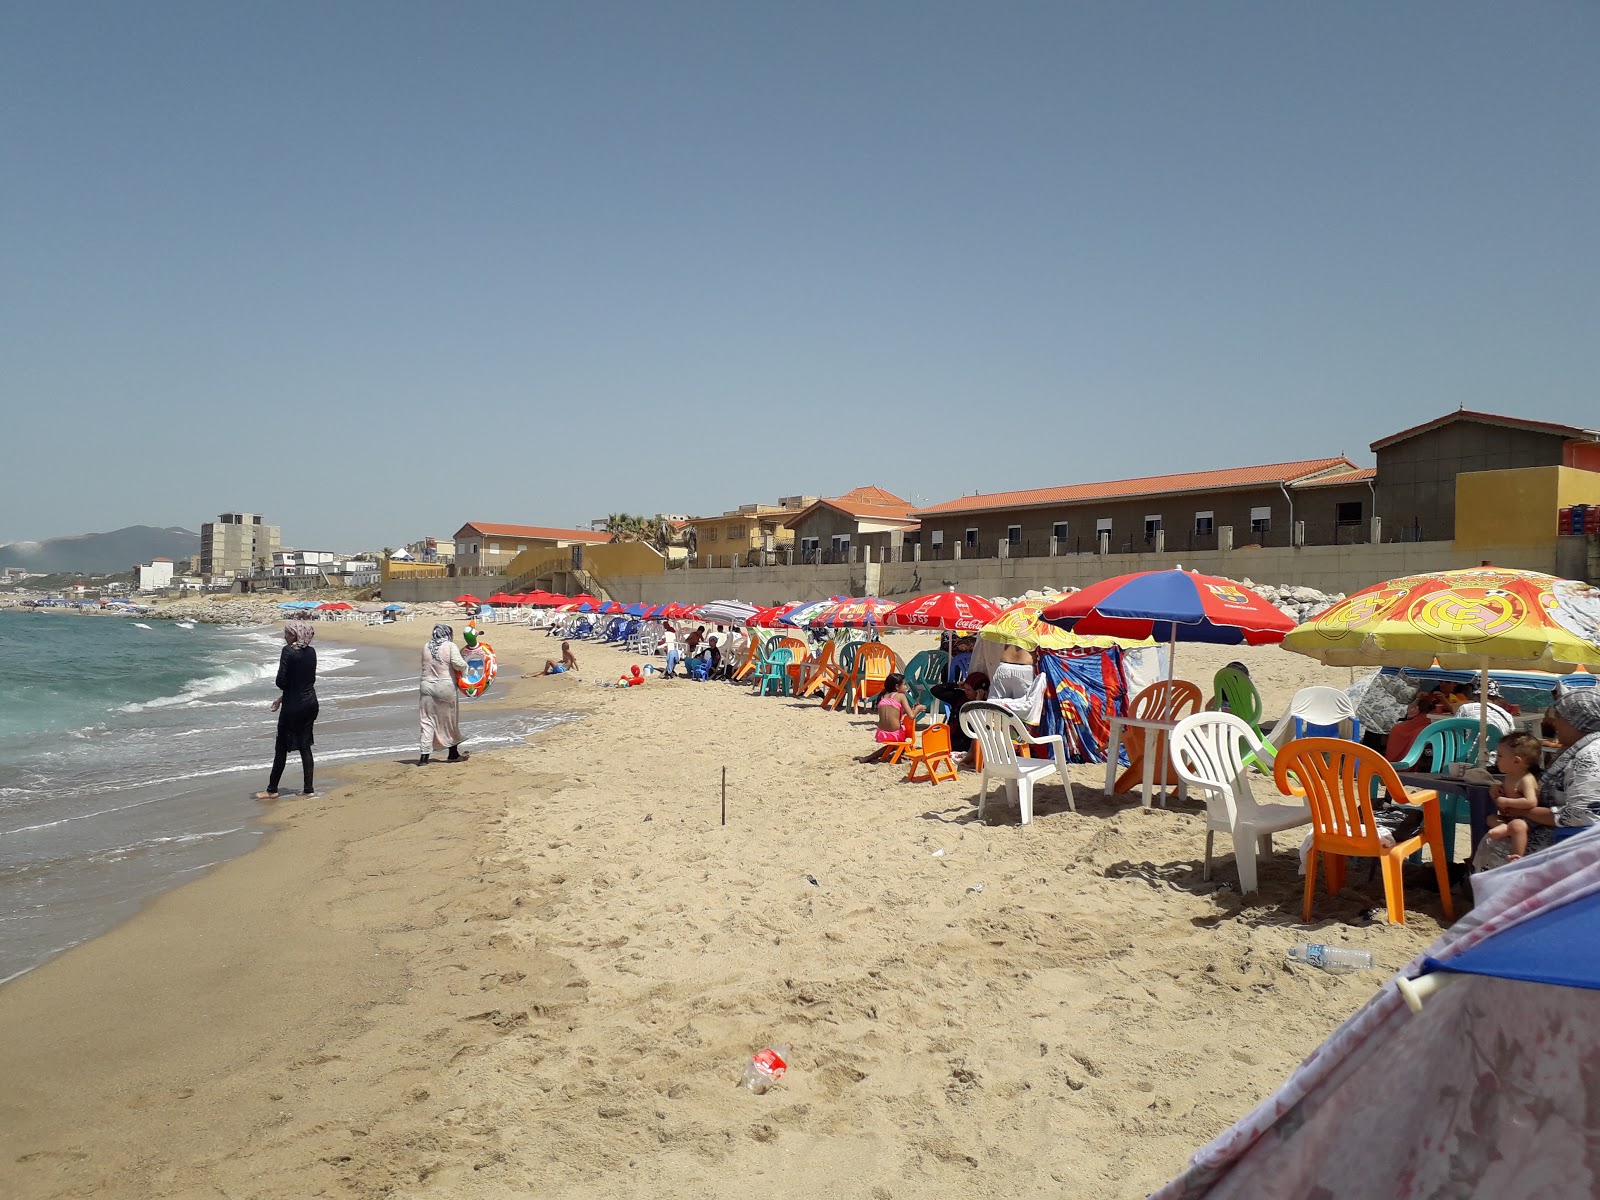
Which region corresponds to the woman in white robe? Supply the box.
[420,623,469,765]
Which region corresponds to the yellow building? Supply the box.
[452,522,614,576]
[686,497,815,568]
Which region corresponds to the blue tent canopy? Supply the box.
[1424,881,1600,991]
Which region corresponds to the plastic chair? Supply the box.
[1391,717,1485,772]
[959,701,1074,825]
[1208,667,1264,737]
[902,650,952,721]
[1113,679,1203,797]
[881,713,918,765]
[1273,738,1454,925]
[755,647,795,697]
[1252,685,1364,777]
[819,642,864,710]
[849,643,901,714]
[903,722,959,785]
[795,639,837,697]
[683,654,712,682]
[1171,712,1312,894]
[731,636,764,681]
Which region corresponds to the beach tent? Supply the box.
[1153,830,1600,1200]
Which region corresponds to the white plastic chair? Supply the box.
[959,702,1074,825]
[1171,712,1312,894]
[1253,685,1362,771]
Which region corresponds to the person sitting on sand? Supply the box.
[704,635,722,677]
[858,672,925,763]
[543,641,579,675]
[1484,732,1543,860]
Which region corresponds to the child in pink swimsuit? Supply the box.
[858,673,926,763]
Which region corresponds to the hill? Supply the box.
[0,526,200,575]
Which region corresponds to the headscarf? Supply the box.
[1555,690,1600,737]
[430,623,454,645]
[285,621,316,650]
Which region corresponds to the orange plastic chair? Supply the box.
[731,637,763,682]
[903,722,959,785]
[1273,738,1454,926]
[1114,679,1203,796]
[882,713,918,764]
[850,643,900,714]
[795,640,837,697]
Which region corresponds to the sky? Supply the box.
[2,2,1594,551]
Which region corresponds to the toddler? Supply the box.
[1484,732,1542,860]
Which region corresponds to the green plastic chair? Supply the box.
[902,650,951,722]
[756,647,796,697]
[1209,668,1264,737]
[1392,716,1484,865]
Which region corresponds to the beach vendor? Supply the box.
[1473,690,1600,871]
[256,620,319,800]
[419,623,469,766]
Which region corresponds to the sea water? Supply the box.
[0,611,572,983]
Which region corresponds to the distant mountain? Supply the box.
[0,526,200,574]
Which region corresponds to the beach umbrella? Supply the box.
[886,591,1003,632]
[383,604,407,612]
[980,596,1151,652]
[317,601,352,611]
[696,599,760,626]
[1282,566,1600,763]
[277,601,301,610]
[812,596,897,629]
[487,592,518,606]
[1042,569,1295,677]
[746,603,799,628]
[622,602,651,617]
[1152,834,1600,1200]
[453,594,482,605]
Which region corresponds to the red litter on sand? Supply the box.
[740,1045,791,1094]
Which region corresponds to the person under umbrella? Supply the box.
[419,623,469,766]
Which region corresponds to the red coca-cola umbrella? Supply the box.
[886,591,1003,632]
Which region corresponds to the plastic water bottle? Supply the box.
[1288,944,1373,971]
[739,1044,791,1094]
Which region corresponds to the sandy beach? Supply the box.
[0,617,1455,1199]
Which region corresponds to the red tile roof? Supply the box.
[912,458,1361,517]
[1371,409,1600,451]
[456,522,614,543]
[1292,467,1376,489]
[783,486,918,529]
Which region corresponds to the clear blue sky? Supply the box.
[2,2,1594,550]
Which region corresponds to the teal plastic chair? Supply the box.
[756,647,795,697]
[1392,717,1485,772]
[1209,667,1264,738]
[1392,717,1484,865]
[824,641,865,710]
[902,650,951,722]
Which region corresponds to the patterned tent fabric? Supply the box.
[1037,647,1133,764]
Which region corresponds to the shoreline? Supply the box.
[1,621,1448,1199]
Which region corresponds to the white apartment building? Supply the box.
[135,558,175,591]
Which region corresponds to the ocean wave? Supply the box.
[116,660,277,712]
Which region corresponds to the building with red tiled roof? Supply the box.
[782,486,920,563]
[910,458,1373,557]
[1371,409,1600,541]
[453,521,614,576]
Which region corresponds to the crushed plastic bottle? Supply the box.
[1288,944,1373,971]
[739,1044,792,1094]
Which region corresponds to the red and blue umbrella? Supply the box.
[1041,569,1293,675]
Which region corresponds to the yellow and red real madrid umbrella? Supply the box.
[1283,566,1600,763]
[1283,567,1600,673]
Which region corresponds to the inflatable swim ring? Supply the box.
[458,641,497,697]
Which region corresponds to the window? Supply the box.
[1194,511,1214,535]
[706,527,719,541]
[831,535,851,556]
[1144,515,1162,540]
[489,542,500,553]
[1052,522,1068,540]
[1096,518,1112,533]
[964,528,978,547]
[1336,501,1363,526]
[1007,525,1021,546]
[930,530,944,547]
[727,524,742,540]
[1250,506,1272,534]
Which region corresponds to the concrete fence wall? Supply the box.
[595,540,1559,605]
[383,574,503,604]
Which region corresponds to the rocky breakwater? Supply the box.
[1234,580,1344,625]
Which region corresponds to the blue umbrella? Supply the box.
[384,604,406,611]
[1421,881,1600,990]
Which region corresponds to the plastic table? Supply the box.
[1104,715,1189,808]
